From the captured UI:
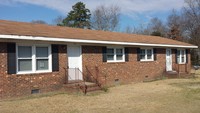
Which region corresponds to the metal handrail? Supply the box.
[63,67,82,84]
[63,67,68,84]
[63,67,87,94]
[76,68,87,94]
[63,66,102,94]
[85,66,101,87]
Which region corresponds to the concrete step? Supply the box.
[165,71,192,78]
[63,82,101,94]
[67,80,83,84]
[166,71,178,75]
[63,83,82,87]
[62,84,81,93]
[86,86,101,92]
[165,71,178,78]
[81,82,102,93]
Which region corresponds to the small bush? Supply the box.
[102,86,109,92]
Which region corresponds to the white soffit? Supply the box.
[0,35,198,48]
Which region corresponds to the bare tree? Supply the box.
[124,25,134,34]
[167,10,183,40]
[31,20,47,24]
[91,5,120,31]
[52,16,65,25]
[129,18,166,36]
[182,0,200,45]
[147,17,167,37]
[180,0,200,64]
[167,10,181,29]
[133,24,150,35]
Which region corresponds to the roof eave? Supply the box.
[0,34,198,49]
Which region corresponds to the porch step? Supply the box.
[63,82,83,93]
[83,82,101,93]
[165,71,192,78]
[63,82,101,94]
[166,71,178,75]
[165,71,178,78]
[67,80,83,84]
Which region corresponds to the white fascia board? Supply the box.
[0,34,198,48]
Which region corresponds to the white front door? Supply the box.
[67,45,82,81]
[166,49,172,71]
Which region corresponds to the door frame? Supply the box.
[67,45,83,80]
[166,48,172,71]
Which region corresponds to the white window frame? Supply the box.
[107,47,125,63]
[16,44,52,74]
[177,49,186,64]
[140,48,154,61]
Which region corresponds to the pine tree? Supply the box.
[59,2,91,29]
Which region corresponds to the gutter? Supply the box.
[0,34,198,49]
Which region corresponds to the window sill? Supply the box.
[106,61,126,64]
[140,60,154,62]
[177,63,187,65]
[16,70,52,75]
[107,61,125,63]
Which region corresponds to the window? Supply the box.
[140,49,146,60]
[18,46,32,71]
[116,48,123,60]
[36,47,49,71]
[17,44,51,74]
[147,49,152,59]
[140,48,154,61]
[107,48,114,61]
[177,49,186,64]
[107,47,124,62]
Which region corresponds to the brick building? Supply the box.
[0,20,198,99]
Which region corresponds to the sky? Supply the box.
[0,0,186,31]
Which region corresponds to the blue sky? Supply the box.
[0,0,186,30]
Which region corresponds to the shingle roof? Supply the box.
[0,19,196,47]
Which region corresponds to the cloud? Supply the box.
[0,0,186,19]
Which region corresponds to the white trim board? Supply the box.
[0,34,198,48]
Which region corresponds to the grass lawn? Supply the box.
[1,71,200,113]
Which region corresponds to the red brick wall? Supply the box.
[0,43,67,99]
[82,46,191,86]
[82,46,165,86]
[0,43,192,99]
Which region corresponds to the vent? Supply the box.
[115,79,120,86]
[31,89,40,94]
